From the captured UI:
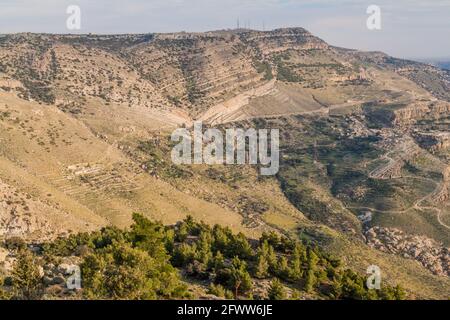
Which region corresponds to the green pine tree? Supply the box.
[254,246,270,279]
[228,257,253,299]
[304,269,316,293]
[277,256,290,279]
[11,249,43,300]
[213,251,225,271]
[268,278,286,300]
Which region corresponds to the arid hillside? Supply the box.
[0,29,448,299]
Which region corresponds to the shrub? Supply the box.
[81,241,187,300]
[11,249,43,300]
[268,279,286,300]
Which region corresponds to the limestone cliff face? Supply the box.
[0,28,332,119]
[389,101,450,125]
[241,28,329,54]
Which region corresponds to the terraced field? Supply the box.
[0,28,448,298]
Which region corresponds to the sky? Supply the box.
[0,0,449,59]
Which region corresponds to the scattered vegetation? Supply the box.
[1,214,406,300]
[274,55,303,83]
[254,60,274,80]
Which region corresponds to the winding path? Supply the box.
[348,172,450,230]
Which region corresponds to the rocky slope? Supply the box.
[366,227,449,277]
[0,28,449,298]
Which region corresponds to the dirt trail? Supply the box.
[348,172,450,230]
[200,83,450,230]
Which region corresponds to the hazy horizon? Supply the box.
[0,0,449,59]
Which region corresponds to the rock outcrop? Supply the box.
[414,132,450,153]
[392,101,450,126]
[365,227,449,277]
